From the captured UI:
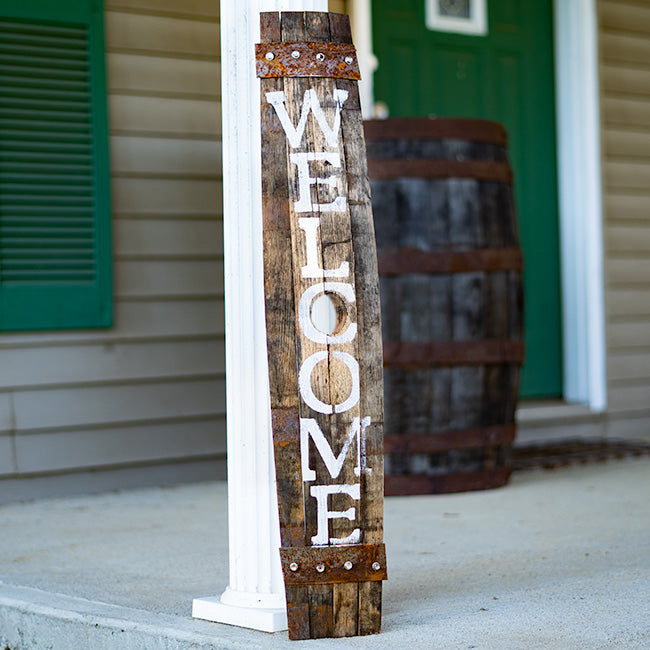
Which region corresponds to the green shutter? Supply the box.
[0,0,112,331]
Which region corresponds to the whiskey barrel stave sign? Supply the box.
[257,11,386,640]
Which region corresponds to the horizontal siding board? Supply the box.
[608,320,650,348]
[604,161,650,191]
[105,0,219,19]
[601,65,650,99]
[608,383,650,413]
[606,224,650,253]
[0,299,224,345]
[608,258,650,285]
[604,193,650,221]
[602,97,650,129]
[609,351,650,382]
[0,393,14,433]
[15,418,225,473]
[599,1,650,37]
[109,95,221,137]
[13,378,225,431]
[602,128,650,159]
[110,136,222,176]
[607,288,650,317]
[0,340,224,390]
[105,11,219,57]
[0,436,15,475]
[114,218,223,257]
[107,53,220,97]
[111,178,222,215]
[600,32,650,66]
[114,260,223,297]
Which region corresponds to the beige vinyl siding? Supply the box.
[599,0,650,415]
[329,0,347,14]
[0,0,225,487]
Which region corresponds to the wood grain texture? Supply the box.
[259,11,384,640]
[368,118,522,495]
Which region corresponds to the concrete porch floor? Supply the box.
[1,457,648,649]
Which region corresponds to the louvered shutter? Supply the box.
[0,0,112,331]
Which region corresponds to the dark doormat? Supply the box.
[512,439,650,471]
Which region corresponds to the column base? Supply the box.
[192,593,288,633]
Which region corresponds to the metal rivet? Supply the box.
[372,562,381,571]
[265,52,275,61]
[316,564,325,573]
[289,562,298,572]
[316,52,326,61]
[291,50,300,59]
[344,561,353,570]
[345,56,354,65]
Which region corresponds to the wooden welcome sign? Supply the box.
[256,11,386,640]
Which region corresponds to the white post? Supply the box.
[192,0,327,633]
[554,0,607,412]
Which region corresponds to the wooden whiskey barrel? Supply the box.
[364,117,524,495]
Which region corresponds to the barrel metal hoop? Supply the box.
[364,117,508,145]
[385,468,512,496]
[367,158,513,183]
[378,247,523,275]
[383,425,516,455]
[383,340,525,367]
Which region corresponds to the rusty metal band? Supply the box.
[364,117,508,145]
[367,158,513,183]
[280,544,387,585]
[385,467,512,496]
[383,425,516,455]
[256,42,361,79]
[383,340,525,367]
[378,247,523,276]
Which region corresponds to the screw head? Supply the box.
[291,50,300,59]
[344,561,353,570]
[372,562,381,571]
[316,52,326,61]
[316,563,325,573]
[345,56,354,65]
[289,562,298,572]
[265,52,275,61]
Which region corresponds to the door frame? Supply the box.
[351,0,607,411]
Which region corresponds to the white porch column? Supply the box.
[192,0,327,633]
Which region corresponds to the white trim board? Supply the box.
[353,0,607,411]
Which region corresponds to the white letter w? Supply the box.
[266,88,349,149]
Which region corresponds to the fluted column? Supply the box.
[192,0,327,633]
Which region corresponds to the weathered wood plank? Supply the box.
[259,11,385,640]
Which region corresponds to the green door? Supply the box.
[372,0,562,398]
